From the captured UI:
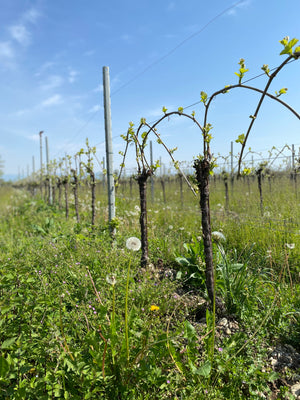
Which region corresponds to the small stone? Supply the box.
[270,358,277,366]
[291,383,300,398]
[225,328,231,335]
[218,318,228,327]
[229,321,239,331]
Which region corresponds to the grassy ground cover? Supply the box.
[0,174,299,399]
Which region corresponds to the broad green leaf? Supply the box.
[184,320,196,341]
[176,271,182,279]
[294,45,300,54]
[235,134,245,145]
[1,337,17,349]
[200,91,208,104]
[280,38,299,55]
[197,360,211,377]
[0,356,9,377]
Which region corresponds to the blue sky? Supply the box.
[0,0,299,180]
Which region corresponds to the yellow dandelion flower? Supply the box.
[150,305,160,311]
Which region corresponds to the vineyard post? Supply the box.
[32,156,36,194]
[103,66,116,235]
[291,144,297,197]
[45,136,52,205]
[64,155,69,219]
[39,130,43,196]
[230,141,234,188]
[292,144,295,170]
[72,168,80,223]
[102,156,105,190]
[32,156,35,177]
[150,140,154,202]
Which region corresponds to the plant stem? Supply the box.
[111,285,116,365]
[125,257,132,364]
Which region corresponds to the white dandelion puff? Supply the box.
[212,231,226,242]
[126,237,141,251]
[106,274,117,286]
[285,243,295,250]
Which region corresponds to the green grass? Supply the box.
[0,175,299,399]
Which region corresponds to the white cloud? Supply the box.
[164,33,177,39]
[93,84,103,93]
[88,104,102,113]
[0,6,41,69]
[9,24,30,46]
[84,50,95,57]
[41,94,63,107]
[40,75,64,90]
[167,2,175,11]
[121,34,133,43]
[227,0,251,16]
[35,61,56,77]
[27,134,40,141]
[68,69,78,83]
[0,41,14,59]
[111,75,121,89]
[13,108,28,117]
[146,105,174,118]
[23,7,41,24]
[0,41,16,68]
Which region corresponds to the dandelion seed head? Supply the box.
[285,243,295,250]
[106,274,117,286]
[212,231,226,242]
[126,237,141,251]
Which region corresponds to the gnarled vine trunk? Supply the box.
[72,169,80,223]
[137,170,152,268]
[193,158,214,304]
[87,168,96,226]
[63,177,69,219]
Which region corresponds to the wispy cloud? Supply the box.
[40,75,64,91]
[8,24,30,46]
[23,7,41,24]
[120,34,133,43]
[0,6,41,68]
[41,94,63,107]
[0,41,14,59]
[0,41,15,68]
[167,2,175,11]
[68,69,78,83]
[8,6,41,47]
[226,0,251,16]
[88,104,102,113]
[145,105,175,118]
[35,61,56,77]
[164,33,177,40]
[84,49,95,57]
[93,84,103,93]
[27,134,40,142]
